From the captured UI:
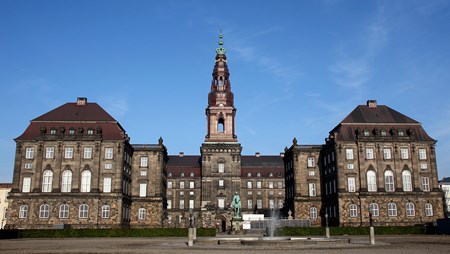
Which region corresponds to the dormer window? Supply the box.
[398,129,404,136]
[180,172,185,177]
[190,172,195,177]
[69,128,75,135]
[87,129,94,135]
[381,129,387,136]
[257,172,261,177]
[269,173,273,177]
[50,128,57,135]
[363,129,370,136]
[247,173,252,177]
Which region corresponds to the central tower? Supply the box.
[201,34,242,211]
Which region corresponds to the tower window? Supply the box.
[218,118,225,133]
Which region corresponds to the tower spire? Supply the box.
[216,31,226,55]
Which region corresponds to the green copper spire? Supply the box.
[216,31,226,55]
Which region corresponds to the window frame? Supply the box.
[61,170,72,193]
[39,204,50,219]
[83,147,93,159]
[22,177,31,193]
[79,204,89,219]
[384,170,395,192]
[81,170,92,192]
[310,207,317,219]
[421,177,430,192]
[387,203,397,217]
[345,148,354,160]
[425,203,433,216]
[406,203,415,217]
[19,205,28,219]
[42,170,53,193]
[402,171,412,191]
[349,204,358,218]
[45,147,54,159]
[25,147,34,159]
[348,177,356,192]
[138,208,146,220]
[367,170,377,192]
[64,147,74,159]
[369,203,379,217]
[101,205,110,219]
[59,204,69,219]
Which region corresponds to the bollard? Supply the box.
[369,226,375,245]
[325,227,330,239]
[188,228,194,247]
[193,227,197,240]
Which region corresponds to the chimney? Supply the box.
[367,100,377,108]
[179,152,184,157]
[255,152,260,157]
[77,97,87,105]
[280,152,285,158]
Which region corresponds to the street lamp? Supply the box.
[325,213,329,228]
[369,206,373,226]
[188,208,193,228]
[324,212,330,239]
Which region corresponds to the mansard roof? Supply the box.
[330,101,435,142]
[15,98,128,141]
[167,155,201,168]
[241,156,284,167]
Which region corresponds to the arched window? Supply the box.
[367,170,377,192]
[309,207,317,219]
[79,204,89,218]
[42,170,53,192]
[101,205,110,218]
[217,118,224,132]
[81,171,91,192]
[406,203,415,216]
[425,203,433,216]
[19,205,28,218]
[39,204,49,218]
[138,208,146,220]
[61,170,72,193]
[369,203,379,217]
[384,170,395,192]
[402,171,412,191]
[387,203,397,216]
[349,204,358,217]
[59,204,69,218]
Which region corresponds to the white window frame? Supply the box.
[269,199,275,209]
[179,181,185,189]
[105,148,114,160]
[138,208,146,220]
[367,170,377,192]
[22,177,31,193]
[388,203,397,217]
[25,147,34,159]
[366,148,374,159]
[402,171,412,191]
[103,177,111,193]
[167,200,172,209]
[257,199,262,209]
[422,177,430,192]
[400,148,409,160]
[307,157,315,167]
[418,148,427,160]
[256,181,262,189]
[81,170,91,192]
[406,203,415,217]
[425,203,433,216]
[59,204,69,219]
[42,170,53,192]
[385,170,395,192]
[167,181,173,189]
[79,204,89,218]
[179,200,185,209]
[189,181,195,189]
[247,181,253,189]
[277,181,283,189]
[308,183,316,197]
[345,149,354,160]
[61,170,72,193]
[39,204,50,218]
[139,183,147,197]
[83,147,92,159]
[189,199,194,209]
[248,199,253,209]
[383,148,392,159]
[218,179,224,187]
[349,204,357,217]
[268,181,274,189]
[348,177,355,192]
[45,147,54,159]
[101,205,110,218]
[19,205,28,219]
[64,147,74,159]
[218,198,225,209]
[278,199,283,209]
[369,203,379,217]
[140,157,148,167]
[218,163,224,173]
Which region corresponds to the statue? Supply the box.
[231,192,241,218]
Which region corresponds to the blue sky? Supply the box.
[1,0,450,182]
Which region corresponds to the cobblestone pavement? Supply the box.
[0,235,449,254]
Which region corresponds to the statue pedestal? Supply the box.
[230,217,244,234]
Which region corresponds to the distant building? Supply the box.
[439,177,450,218]
[6,34,445,229]
[0,183,12,229]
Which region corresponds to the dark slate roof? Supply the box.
[32,102,116,122]
[440,177,450,184]
[241,156,284,167]
[330,103,435,142]
[167,156,201,167]
[341,105,419,124]
[16,100,127,141]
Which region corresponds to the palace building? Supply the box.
[6,35,444,229]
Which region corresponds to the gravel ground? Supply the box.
[0,235,449,254]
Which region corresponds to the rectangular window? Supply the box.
[189,200,194,209]
[256,181,262,189]
[419,149,427,160]
[277,181,283,188]
[218,198,225,209]
[309,171,315,176]
[140,157,148,167]
[64,147,73,159]
[422,177,430,192]
[167,200,172,209]
[420,163,428,170]
[45,147,54,159]
[218,179,224,187]
[22,177,31,193]
[179,181,185,189]
[25,147,34,159]
[400,148,409,159]
[218,163,224,173]
[278,200,283,209]
[167,181,173,189]
[179,200,185,209]
[366,148,374,159]
[257,199,262,209]
[347,163,354,170]
[308,183,316,197]
[348,177,355,192]
[247,181,252,189]
[105,148,113,159]
[383,148,392,159]
[83,147,92,159]
[24,163,32,169]
[189,181,195,189]
[345,149,354,160]
[103,177,111,193]
[139,183,147,197]
[140,170,147,176]
[269,199,275,209]
[268,181,274,189]
[248,199,253,209]
[307,157,315,167]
